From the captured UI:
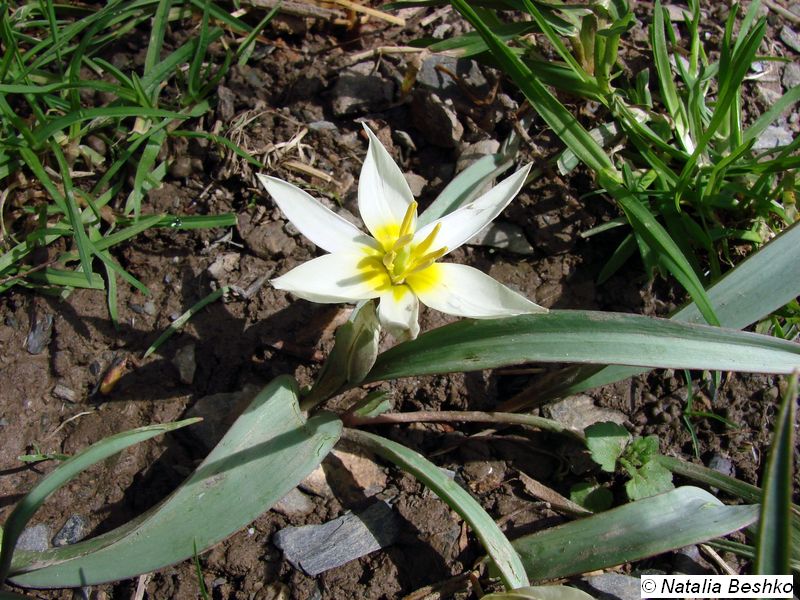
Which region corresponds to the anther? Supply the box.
[413,223,442,256]
[399,201,417,238]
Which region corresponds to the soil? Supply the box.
[0,3,797,600]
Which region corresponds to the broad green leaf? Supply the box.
[509,487,758,580]
[624,460,675,501]
[366,310,800,383]
[755,372,797,575]
[584,422,629,472]
[345,428,529,590]
[0,418,200,582]
[569,482,612,513]
[506,221,800,410]
[9,376,342,587]
[482,585,595,600]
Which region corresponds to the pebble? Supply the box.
[52,383,77,403]
[708,453,735,478]
[543,394,627,431]
[780,25,800,54]
[325,448,387,501]
[403,172,427,197]
[16,523,50,552]
[272,488,316,519]
[308,120,337,132]
[216,84,236,122]
[273,501,400,576]
[411,91,464,148]
[469,222,535,255]
[456,139,501,173]
[207,252,240,281]
[673,544,713,574]
[185,385,260,451]
[53,515,87,547]
[173,344,196,385]
[783,62,800,90]
[753,124,794,150]
[576,573,641,600]
[331,62,395,116]
[142,301,157,316]
[26,314,53,355]
[415,55,489,103]
[169,157,193,178]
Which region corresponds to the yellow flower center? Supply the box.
[359,201,447,292]
[380,202,447,285]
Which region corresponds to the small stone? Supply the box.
[576,573,641,600]
[273,501,400,576]
[783,62,800,90]
[543,394,627,431]
[239,215,297,259]
[708,453,735,478]
[169,157,193,178]
[664,5,690,22]
[52,383,77,403]
[753,124,794,150]
[780,26,800,54]
[298,465,334,499]
[392,130,417,153]
[26,314,53,355]
[415,55,489,104]
[331,62,395,116]
[673,544,713,574]
[142,301,157,316]
[326,447,387,500]
[403,172,427,197]
[207,252,240,280]
[272,488,315,519]
[411,91,464,148]
[185,385,260,451]
[308,120,338,132]
[456,139,501,173]
[53,515,87,547]
[16,524,50,552]
[216,85,236,122]
[173,344,196,385]
[128,302,145,315]
[462,460,506,494]
[85,135,107,156]
[469,222,535,255]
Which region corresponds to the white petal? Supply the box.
[258,174,378,254]
[413,164,531,255]
[378,285,420,341]
[272,253,388,303]
[358,124,415,242]
[409,263,547,319]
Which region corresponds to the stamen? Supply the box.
[392,233,414,251]
[399,201,417,238]
[413,223,442,256]
[414,246,448,267]
[382,250,396,270]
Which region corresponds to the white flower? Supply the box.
[257,124,547,340]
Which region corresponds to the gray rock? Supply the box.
[169,157,193,178]
[673,544,713,574]
[780,25,800,54]
[26,314,53,355]
[52,383,77,403]
[403,172,427,197]
[543,394,627,432]
[331,62,395,116]
[239,216,297,259]
[53,515,87,547]
[576,573,641,600]
[456,139,500,173]
[783,62,800,90]
[185,385,260,451]
[143,301,157,316]
[468,222,535,255]
[216,85,236,122]
[416,55,490,106]
[207,252,240,281]
[272,488,316,519]
[411,91,463,148]
[16,524,50,552]
[753,124,794,150]
[708,453,735,478]
[308,120,337,132]
[273,501,399,576]
[173,344,196,385]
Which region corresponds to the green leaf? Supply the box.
[9,377,342,587]
[0,418,200,582]
[366,310,800,383]
[345,428,529,590]
[510,487,758,580]
[569,482,612,512]
[584,422,630,472]
[482,585,596,600]
[624,460,675,501]
[755,372,797,575]
[507,221,800,410]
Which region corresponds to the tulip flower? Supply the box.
[258,125,546,340]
